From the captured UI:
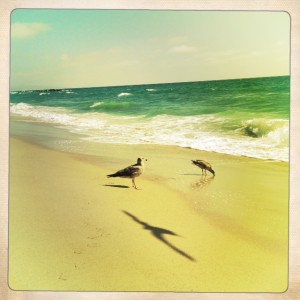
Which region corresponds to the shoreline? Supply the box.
[10,117,288,164]
[8,119,289,292]
[9,110,289,163]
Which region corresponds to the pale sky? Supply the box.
[10,10,290,91]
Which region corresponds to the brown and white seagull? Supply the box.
[107,157,147,189]
[191,159,215,176]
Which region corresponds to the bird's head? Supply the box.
[137,157,147,164]
[210,169,216,176]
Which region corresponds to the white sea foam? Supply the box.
[10,103,289,161]
[118,92,132,97]
[90,102,104,108]
[146,88,156,92]
[10,103,75,124]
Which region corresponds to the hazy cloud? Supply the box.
[170,45,197,54]
[11,22,51,39]
[169,36,188,44]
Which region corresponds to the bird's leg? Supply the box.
[132,178,138,189]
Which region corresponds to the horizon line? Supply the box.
[10,74,290,92]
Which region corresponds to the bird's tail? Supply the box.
[106,174,116,178]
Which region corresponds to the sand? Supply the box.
[9,135,289,292]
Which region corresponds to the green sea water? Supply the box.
[10,76,290,161]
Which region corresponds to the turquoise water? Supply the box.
[10,76,290,161]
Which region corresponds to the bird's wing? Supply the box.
[192,160,203,166]
[205,162,212,168]
[114,165,142,177]
[196,160,212,168]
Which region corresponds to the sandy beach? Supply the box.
[9,122,289,292]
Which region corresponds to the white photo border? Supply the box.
[1,1,299,299]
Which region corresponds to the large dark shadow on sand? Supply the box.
[122,210,196,262]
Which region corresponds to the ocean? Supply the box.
[10,76,290,162]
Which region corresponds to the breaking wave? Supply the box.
[10,102,289,161]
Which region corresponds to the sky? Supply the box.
[10,10,290,90]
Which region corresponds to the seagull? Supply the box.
[107,157,147,189]
[191,159,215,176]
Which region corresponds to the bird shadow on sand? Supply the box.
[103,184,130,189]
[182,173,203,176]
[122,210,196,262]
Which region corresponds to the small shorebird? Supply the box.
[191,159,215,176]
[107,157,147,189]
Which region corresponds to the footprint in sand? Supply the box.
[87,243,99,248]
[74,263,85,270]
[73,249,83,254]
[58,273,67,281]
[88,234,102,239]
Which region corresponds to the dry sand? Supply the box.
[9,137,289,292]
